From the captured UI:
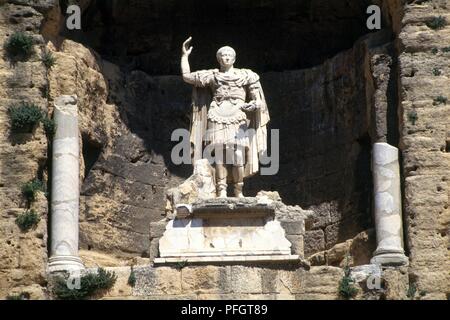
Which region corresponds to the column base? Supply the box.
[370,253,408,266]
[48,255,85,273]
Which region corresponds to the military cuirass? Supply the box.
[207,74,247,124]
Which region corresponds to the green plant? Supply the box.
[4,32,34,58]
[175,260,188,269]
[407,110,418,125]
[426,16,447,30]
[127,268,136,287]
[40,85,50,99]
[338,266,358,300]
[8,102,43,133]
[42,116,56,137]
[442,46,450,53]
[431,47,439,54]
[432,68,442,76]
[407,283,416,299]
[53,268,117,300]
[433,95,448,105]
[15,209,40,232]
[41,50,56,69]
[21,178,45,203]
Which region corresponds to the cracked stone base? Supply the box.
[48,255,85,272]
[158,197,308,262]
[370,253,408,266]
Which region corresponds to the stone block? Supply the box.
[301,266,343,297]
[304,230,325,257]
[286,235,304,257]
[280,220,305,235]
[277,269,307,294]
[261,268,279,294]
[148,237,160,262]
[132,266,181,296]
[181,266,231,294]
[230,266,262,294]
[308,252,326,266]
[102,267,132,298]
[306,202,330,229]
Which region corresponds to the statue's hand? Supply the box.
[241,101,258,112]
[182,36,193,56]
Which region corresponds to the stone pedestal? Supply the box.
[370,143,408,266]
[155,196,307,264]
[48,95,84,272]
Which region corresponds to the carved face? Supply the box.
[216,47,236,68]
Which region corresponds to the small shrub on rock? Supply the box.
[432,68,442,76]
[8,102,43,133]
[15,209,40,232]
[4,32,34,59]
[42,116,56,137]
[127,268,136,287]
[433,95,448,106]
[426,16,447,30]
[22,178,45,203]
[338,267,358,300]
[53,268,117,300]
[41,50,56,69]
[407,110,418,125]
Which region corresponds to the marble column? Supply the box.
[48,95,84,272]
[370,142,408,266]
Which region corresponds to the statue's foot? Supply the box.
[218,190,227,198]
[233,183,244,198]
[217,182,227,198]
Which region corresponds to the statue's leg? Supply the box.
[216,146,227,198]
[232,146,245,198]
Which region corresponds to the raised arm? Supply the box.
[181,36,196,84]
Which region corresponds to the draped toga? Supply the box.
[189,68,270,178]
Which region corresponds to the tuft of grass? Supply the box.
[432,68,442,76]
[433,95,448,106]
[426,16,447,30]
[15,209,40,232]
[127,268,136,287]
[22,178,45,203]
[41,50,56,69]
[42,116,56,137]
[431,48,439,55]
[4,32,34,59]
[40,85,50,99]
[407,283,416,299]
[407,110,418,125]
[53,268,117,300]
[8,102,43,133]
[442,46,450,53]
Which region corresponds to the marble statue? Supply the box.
[181,36,270,198]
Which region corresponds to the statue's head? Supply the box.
[216,46,236,68]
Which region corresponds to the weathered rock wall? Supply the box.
[46,264,410,300]
[398,1,450,300]
[0,1,54,299]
